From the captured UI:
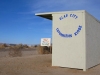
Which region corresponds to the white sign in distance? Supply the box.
[41,38,51,46]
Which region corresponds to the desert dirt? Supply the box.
[0,49,100,75]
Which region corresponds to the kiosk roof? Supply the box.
[35,10,85,20]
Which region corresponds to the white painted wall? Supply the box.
[52,11,86,70]
[85,12,100,69]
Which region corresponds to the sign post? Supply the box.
[41,38,51,53]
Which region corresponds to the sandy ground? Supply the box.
[0,49,100,75]
[0,49,38,57]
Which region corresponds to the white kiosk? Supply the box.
[35,10,100,71]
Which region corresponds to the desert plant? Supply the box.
[23,44,29,48]
[37,45,52,54]
[0,43,7,49]
[9,44,22,57]
[37,45,41,54]
[3,43,7,47]
[16,44,23,49]
[34,45,37,48]
[0,45,2,49]
[43,46,51,54]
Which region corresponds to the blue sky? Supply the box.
[0,0,100,45]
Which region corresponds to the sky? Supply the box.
[0,0,100,45]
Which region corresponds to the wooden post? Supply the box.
[50,46,52,54]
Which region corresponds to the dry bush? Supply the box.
[17,44,23,49]
[43,46,50,54]
[9,44,22,57]
[0,43,7,49]
[37,45,52,54]
[37,45,41,54]
[34,45,37,48]
[23,44,29,48]
[0,45,3,49]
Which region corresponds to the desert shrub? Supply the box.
[34,45,37,48]
[17,44,23,49]
[43,46,52,54]
[37,46,52,54]
[37,45,41,54]
[3,43,7,47]
[23,44,29,48]
[9,44,23,57]
[0,45,3,49]
[0,43,7,49]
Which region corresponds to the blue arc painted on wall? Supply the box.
[56,25,82,38]
[56,28,72,38]
[56,14,82,38]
